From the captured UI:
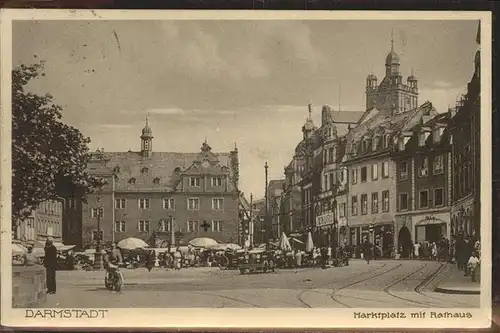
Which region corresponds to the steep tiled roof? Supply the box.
[345,101,438,160]
[88,151,231,192]
[328,110,365,124]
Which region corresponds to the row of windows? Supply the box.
[109,197,225,214]
[37,201,62,215]
[351,190,389,216]
[352,162,390,184]
[111,220,224,233]
[399,188,444,211]
[354,127,445,156]
[399,155,445,180]
[36,219,61,237]
[127,176,225,186]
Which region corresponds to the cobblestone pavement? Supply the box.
[40,260,479,308]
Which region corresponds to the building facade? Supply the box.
[79,121,240,249]
[17,200,64,244]
[342,40,448,258]
[313,105,361,249]
[267,179,285,240]
[392,112,452,257]
[449,23,481,241]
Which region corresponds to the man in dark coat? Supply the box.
[43,237,58,294]
[363,240,373,264]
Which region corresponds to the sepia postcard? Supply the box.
[0,9,492,329]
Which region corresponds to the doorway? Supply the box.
[398,226,412,259]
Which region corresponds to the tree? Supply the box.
[12,62,104,229]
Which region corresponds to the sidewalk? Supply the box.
[434,264,481,295]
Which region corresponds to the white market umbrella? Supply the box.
[188,237,218,248]
[207,243,242,251]
[306,232,314,252]
[117,237,149,250]
[12,244,27,255]
[224,243,242,251]
[278,232,292,252]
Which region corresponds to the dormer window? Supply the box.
[129,177,136,184]
[383,134,390,149]
[398,138,405,151]
[372,136,378,151]
[418,132,426,147]
[361,139,368,153]
[153,177,160,185]
[113,166,120,173]
[433,127,445,143]
[141,167,149,173]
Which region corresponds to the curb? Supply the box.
[434,286,480,295]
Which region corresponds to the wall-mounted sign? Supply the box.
[316,212,334,227]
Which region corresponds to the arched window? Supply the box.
[129,178,136,184]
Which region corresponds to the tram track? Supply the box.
[296,263,393,308]
[329,263,404,307]
[381,262,464,308]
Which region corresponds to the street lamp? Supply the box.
[94,195,104,270]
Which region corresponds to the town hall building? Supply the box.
[64,120,241,250]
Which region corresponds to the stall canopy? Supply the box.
[117,237,149,250]
[306,232,314,252]
[12,244,27,255]
[32,240,74,252]
[188,237,218,248]
[278,232,292,251]
[207,243,242,251]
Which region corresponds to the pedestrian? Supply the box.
[146,250,154,272]
[413,241,420,260]
[295,249,302,268]
[431,242,437,261]
[467,251,480,282]
[43,237,57,294]
[23,246,37,266]
[363,240,373,264]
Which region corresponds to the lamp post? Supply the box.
[94,195,103,270]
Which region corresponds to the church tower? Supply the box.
[365,31,419,114]
[141,118,153,158]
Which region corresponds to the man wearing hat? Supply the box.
[43,237,58,294]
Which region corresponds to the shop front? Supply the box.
[414,212,450,243]
[348,221,394,258]
[315,212,335,249]
[395,210,450,258]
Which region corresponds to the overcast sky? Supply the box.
[13,19,478,199]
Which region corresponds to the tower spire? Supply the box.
[391,28,395,51]
[338,85,342,112]
[308,102,312,120]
